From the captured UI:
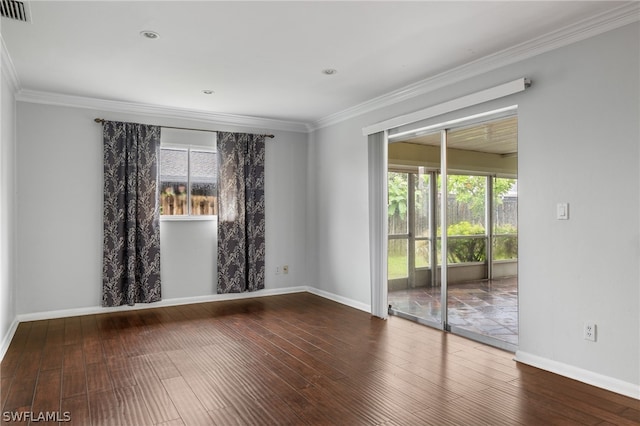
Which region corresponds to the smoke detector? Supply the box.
[1,0,31,23]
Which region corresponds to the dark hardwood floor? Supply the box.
[1,293,638,425]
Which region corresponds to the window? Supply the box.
[493,178,518,260]
[159,146,217,217]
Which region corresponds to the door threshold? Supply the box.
[388,307,443,330]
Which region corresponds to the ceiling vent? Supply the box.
[1,0,31,23]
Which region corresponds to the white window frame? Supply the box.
[159,144,217,222]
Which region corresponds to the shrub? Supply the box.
[493,224,518,260]
[446,221,486,263]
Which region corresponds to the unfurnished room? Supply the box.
[0,1,639,425]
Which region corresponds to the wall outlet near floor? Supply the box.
[283,265,289,274]
[584,321,597,342]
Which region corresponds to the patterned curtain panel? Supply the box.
[103,121,162,306]
[217,132,266,293]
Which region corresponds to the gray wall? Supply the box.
[1,58,17,350]
[15,103,308,314]
[308,23,639,389]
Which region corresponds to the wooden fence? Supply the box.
[161,194,217,216]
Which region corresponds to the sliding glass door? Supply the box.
[387,112,518,350]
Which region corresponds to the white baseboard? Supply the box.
[0,318,19,362]
[15,286,311,323]
[306,287,371,313]
[515,350,640,400]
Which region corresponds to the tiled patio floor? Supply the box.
[388,276,518,346]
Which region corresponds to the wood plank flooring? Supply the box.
[1,293,638,425]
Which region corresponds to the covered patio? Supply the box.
[387,276,518,347]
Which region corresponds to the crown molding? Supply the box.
[1,36,21,93]
[310,2,640,132]
[15,89,311,134]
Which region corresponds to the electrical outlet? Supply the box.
[283,265,289,274]
[275,266,281,275]
[584,321,597,342]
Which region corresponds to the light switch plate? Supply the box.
[557,203,569,220]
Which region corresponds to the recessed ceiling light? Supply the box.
[140,30,160,40]
[322,69,337,75]
[202,90,214,95]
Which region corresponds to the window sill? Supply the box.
[160,215,216,222]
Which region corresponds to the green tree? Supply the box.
[387,172,408,218]
[447,175,515,219]
[388,173,515,223]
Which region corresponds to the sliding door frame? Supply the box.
[367,78,528,321]
[382,122,519,351]
[439,129,449,330]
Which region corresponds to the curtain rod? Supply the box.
[94,118,275,139]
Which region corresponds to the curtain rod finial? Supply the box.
[95,118,105,124]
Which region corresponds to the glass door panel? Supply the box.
[445,118,518,351]
[387,134,442,327]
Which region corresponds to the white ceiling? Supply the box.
[402,115,518,155]
[1,1,635,127]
